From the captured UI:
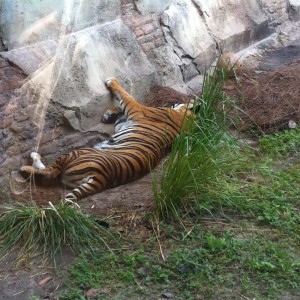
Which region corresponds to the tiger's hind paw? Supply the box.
[30,152,41,160]
[30,152,46,169]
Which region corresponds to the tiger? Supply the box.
[20,78,195,203]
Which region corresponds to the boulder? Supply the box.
[289,0,300,20]
[0,0,121,49]
[193,0,271,52]
[161,0,217,82]
[1,40,58,75]
[23,19,156,131]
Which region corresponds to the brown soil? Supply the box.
[225,60,300,134]
[142,85,190,107]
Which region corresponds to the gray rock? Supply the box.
[186,75,204,95]
[0,0,121,49]
[24,19,156,131]
[136,0,173,15]
[1,40,58,75]
[193,0,271,52]
[161,0,217,77]
[162,0,216,61]
[289,0,300,21]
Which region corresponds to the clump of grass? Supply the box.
[153,68,245,220]
[259,127,300,156]
[0,202,116,265]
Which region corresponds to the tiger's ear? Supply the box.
[188,99,201,114]
[187,99,194,109]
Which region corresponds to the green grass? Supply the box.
[0,202,116,265]
[59,224,299,299]
[153,69,247,220]
[260,127,300,156]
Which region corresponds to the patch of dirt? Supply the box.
[0,248,75,300]
[142,85,190,107]
[5,171,155,214]
[225,58,300,133]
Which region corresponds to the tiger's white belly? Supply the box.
[93,120,135,150]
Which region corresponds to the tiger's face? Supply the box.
[171,99,198,117]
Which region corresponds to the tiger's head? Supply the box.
[171,99,200,117]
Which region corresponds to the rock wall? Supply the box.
[260,0,290,26]
[0,0,299,177]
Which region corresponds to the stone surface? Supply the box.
[0,0,293,109]
[260,0,289,27]
[135,0,173,15]
[236,33,284,69]
[150,0,217,90]
[0,40,58,75]
[186,75,204,95]
[193,0,271,52]
[0,0,121,49]
[162,0,216,63]
[22,19,156,131]
[289,0,300,21]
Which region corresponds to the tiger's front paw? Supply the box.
[105,77,119,88]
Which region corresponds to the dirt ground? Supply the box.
[225,39,300,133]
[1,39,300,299]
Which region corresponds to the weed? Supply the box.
[259,127,300,156]
[0,202,116,265]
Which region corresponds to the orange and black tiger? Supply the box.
[21,78,195,203]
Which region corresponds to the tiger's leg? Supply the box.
[21,164,62,179]
[102,107,122,124]
[64,177,100,203]
[105,78,144,118]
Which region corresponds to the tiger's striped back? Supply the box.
[21,78,193,202]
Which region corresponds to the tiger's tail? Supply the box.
[20,165,62,179]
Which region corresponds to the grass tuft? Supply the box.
[153,68,245,220]
[259,127,300,156]
[0,202,116,265]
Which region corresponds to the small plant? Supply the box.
[259,127,300,156]
[0,202,116,265]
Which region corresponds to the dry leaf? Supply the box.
[38,276,52,286]
[86,288,100,298]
